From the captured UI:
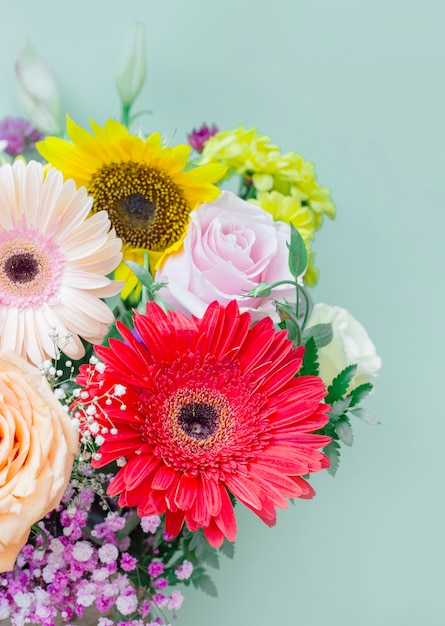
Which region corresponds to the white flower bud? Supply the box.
[115,22,147,109]
[15,40,63,135]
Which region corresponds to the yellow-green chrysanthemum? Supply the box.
[249,190,315,242]
[249,190,319,286]
[202,125,335,229]
[37,117,227,296]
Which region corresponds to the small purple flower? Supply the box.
[187,123,218,153]
[175,559,193,581]
[148,561,164,578]
[120,553,137,572]
[0,116,43,155]
[153,577,168,590]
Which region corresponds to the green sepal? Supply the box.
[302,322,333,349]
[246,281,273,297]
[287,222,308,280]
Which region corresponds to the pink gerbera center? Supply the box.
[0,222,64,308]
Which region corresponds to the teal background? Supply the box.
[1,0,444,624]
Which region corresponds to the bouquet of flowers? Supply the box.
[0,24,381,626]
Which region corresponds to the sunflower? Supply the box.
[37,117,227,297]
[76,300,331,547]
[0,160,122,365]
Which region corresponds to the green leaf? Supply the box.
[192,571,218,597]
[287,222,308,279]
[349,407,380,425]
[329,397,352,420]
[302,323,333,349]
[124,260,154,288]
[347,382,373,408]
[299,336,319,376]
[281,318,298,343]
[188,529,219,568]
[326,365,357,403]
[336,421,354,447]
[219,539,235,559]
[324,440,341,477]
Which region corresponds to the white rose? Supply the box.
[307,303,381,389]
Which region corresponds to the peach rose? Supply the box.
[0,350,79,572]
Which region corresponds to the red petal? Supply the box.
[152,464,178,490]
[124,455,160,490]
[203,519,225,548]
[174,474,198,510]
[164,510,185,538]
[224,474,262,511]
[214,485,237,542]
[201,477,222,517]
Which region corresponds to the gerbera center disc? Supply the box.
[88,161,191,251]
[0,228,63,309]
[178,402,219,440]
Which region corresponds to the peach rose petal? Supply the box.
[0,349,79,573]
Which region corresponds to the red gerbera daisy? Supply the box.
[77,300,331,547]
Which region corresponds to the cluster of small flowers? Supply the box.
[70,357,129,462]
[0,488,187,626]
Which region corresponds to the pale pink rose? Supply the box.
[0,350,79,572]
[155,191,295,319]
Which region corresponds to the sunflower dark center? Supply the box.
[4,253,40,284]
[116,193,156,225]
[88,161,191,251]
[178,402,219,441]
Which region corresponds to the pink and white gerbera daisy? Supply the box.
[0,160,122,365]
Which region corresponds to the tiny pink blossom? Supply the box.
[72,541,94,563]
[98,543,119,564]
[175,560,193,581]
[148,561,164,578]
[168,590,184,611]
[140,515,161,534]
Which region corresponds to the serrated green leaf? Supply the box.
[192,573,218,597]
[326,365,357,403]
[302,323,333,349]
[324,440,341,477]
[349,407,380,425]
[287,222,308,279]
[219,539,235,559]
[124,260,154,288]
[330,397,352,419]
[299,336,319,376]
[347,383,373,407]
[336,421,353,447]
[188,529,219,568]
